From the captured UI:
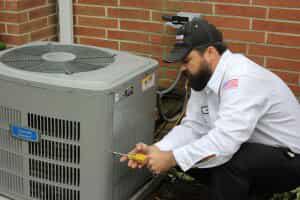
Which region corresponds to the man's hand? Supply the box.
[120,143,160,169]
[147,150,177,175]
[120,143,177,175]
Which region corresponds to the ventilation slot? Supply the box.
[0,149,23,174]
[29,139,80,164]
[0,128,22,153]
[0,106,21,124]
[0,169,24,195]
[29,180,80,200]
[28,113,80,142]
[29,159,80,186]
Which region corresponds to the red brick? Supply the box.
[4,0,18,10]
[227,42,247,53]
[120,0,165,10]
[253,20,300,34]
[7,18,48,34]
[153,56,181,69]
[74,26,105,38]
[157,68,165,79]
[108,30,149,43]
[249,44,300,60]
[165,26,177,35]
[289,85,300,96]
[108,8,150,20]
[29,5,56,20]
[222,29,265,43]
[182,2,213,14]
[120,42,164,57]
[31,26,57,41]
[165,1,184,12]
[247,55,265,66]
[205,16,250,29]
[0,34,29,45]
[215,5,266,18]
[120,20,164,33]
[269,8,300,22]
[48,14,57,25]
[79,37,119,49]
[268,33,300,47]
[152,11,176,22]
[159,79,173,89]
[78,16,118,28]
[253,0,300,8]
[150,34,175,45]
[165,69,179,80]
[78,0,117,6]
[0,1,4,9]
[73,5,105,17]
[267,58,300,73]
[0,23,5,33]
[272,71,299,84]
[48,36,58,42]
[210,0,250,4]
[0,12,28,23]
[17,0,47,11]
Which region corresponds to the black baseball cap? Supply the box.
[164,18,223,63]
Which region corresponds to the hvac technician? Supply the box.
[121,18,300,200]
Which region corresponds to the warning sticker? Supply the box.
[142,73,155,92]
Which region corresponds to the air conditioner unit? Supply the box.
[0,42,158,200]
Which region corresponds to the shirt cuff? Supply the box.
[154,140,174,151]
[172,148,195,172]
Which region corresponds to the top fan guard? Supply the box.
[0,43,116,74]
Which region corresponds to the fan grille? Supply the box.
[0,43,116,74]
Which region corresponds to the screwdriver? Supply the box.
[112,151,147,163]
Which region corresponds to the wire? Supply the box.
[174,80,189,126]
[156,68,189,122]
[156,69,183,97]
[154,79,190,141]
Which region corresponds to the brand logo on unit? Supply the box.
[10,125,39,142]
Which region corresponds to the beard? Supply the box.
[184,59,213,91]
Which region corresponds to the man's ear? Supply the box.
[203,46,214,62]
[207,46,216,56]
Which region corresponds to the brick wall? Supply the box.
[0,0,57,46]
[73,0,300,98]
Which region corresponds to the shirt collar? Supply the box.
[206,49,233,94]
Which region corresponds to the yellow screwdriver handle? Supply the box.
[127,153,147,163]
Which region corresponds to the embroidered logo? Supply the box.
[201,106,209,114]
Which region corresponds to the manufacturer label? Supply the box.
[10,125,39,142]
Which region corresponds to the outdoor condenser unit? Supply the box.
[0,42,158,200]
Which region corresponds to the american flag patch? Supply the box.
[223,79,239,90]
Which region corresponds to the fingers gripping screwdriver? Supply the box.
[112,152,147,163]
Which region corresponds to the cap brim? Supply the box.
[163,46,192,63]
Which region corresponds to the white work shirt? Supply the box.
[155,50,300,172]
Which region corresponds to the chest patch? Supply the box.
[223,79,239,90]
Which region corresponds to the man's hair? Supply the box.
[195,42,228,56]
